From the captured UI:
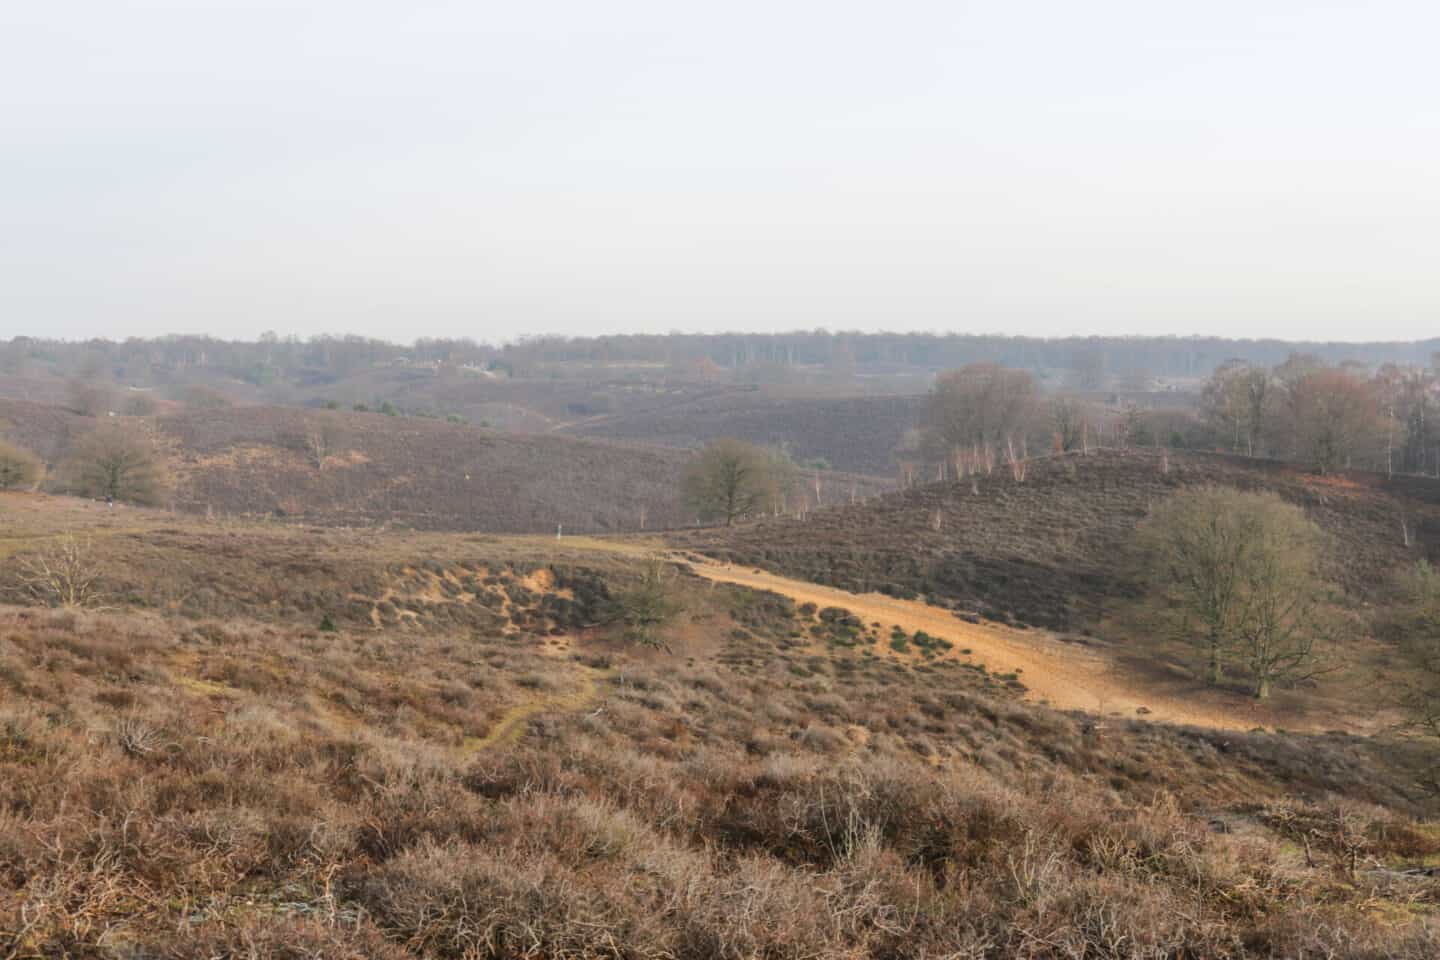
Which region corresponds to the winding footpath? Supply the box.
[680,557,1269,731]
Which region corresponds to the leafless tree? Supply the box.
[1284,368,1379,473]
[305,422,345,469]
[923,363,1036,470]
[682,438,779,526]
[282,415,346,469]
[1387,561,1440,742]
[1202,361,1274,456]
[66,377,111,417]
[1230,511,1332,700]
[13,536,108,609]
[59,425,166,505]
[1138,486,1332,696]
[1006,435,1028,482]
[892,428,924,487]
[1050,398,1087,452]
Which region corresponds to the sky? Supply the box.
[2,1,1436,344]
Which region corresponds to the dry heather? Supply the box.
[564,392,924,475]
[288,365,920,475]
[0,399,893,534]
[1,506,1439,957]
[680,448,1440,631]
[0,397,90,463]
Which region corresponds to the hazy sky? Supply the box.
[2,1,1436,343]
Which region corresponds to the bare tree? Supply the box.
[1387,561,1440,742]
[13,536,107,608]
[1230,503,1332,699]
[306,418,345,469]
[1138,486,1332,696]
[1380,366,1437,476]
[1204,362,1276,456]
[280,415,346,470]
[923,364,1036,468]
[1284,368,1379,474]
[0,439,42,490]
[1242,369,1274,457]
[762,447,800,516]
[893,425,937,486]
[1050,398,1087,452]
[1006,435,1028,482]
[59,425,166,505]
[1115,403,1144,449]
[681,438,777,526]
[66,377,112,417]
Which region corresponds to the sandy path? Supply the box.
[682,558,1262,731]
[461,670,605,754]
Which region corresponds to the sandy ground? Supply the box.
[681,557,1287,732]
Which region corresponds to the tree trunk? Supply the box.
[1206,638,1223,685]
[1254,674,1271,700]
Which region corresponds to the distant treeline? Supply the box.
[495,332,1440,381]
[5,331,1439,386]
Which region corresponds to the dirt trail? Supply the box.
[461,670,604,754]
[681,557,1266,731]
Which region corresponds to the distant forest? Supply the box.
[5,332,1438,388]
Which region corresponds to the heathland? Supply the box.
[4,333,1440,956]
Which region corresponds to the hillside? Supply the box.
[0,396,90,463]
[157,405,698,533]
[562,392,923,475]
[289,371,922,475]
[677,449,1440,631]
[0,400,892,533]
[289,368,760,430]
[2,495,1438,956]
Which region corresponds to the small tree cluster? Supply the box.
[1137,487,1333,699]
[922,363,1036,477]
[1202,360,1273,457]
[1200,353,1438,476]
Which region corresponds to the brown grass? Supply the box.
[0,496,1438,956]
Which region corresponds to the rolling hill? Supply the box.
[561,392,923,475]
[287,369,923,475]
[677,448,1440,631]
[1,494,1437,956]
[0,400,892,533]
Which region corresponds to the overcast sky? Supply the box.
[2,1,1436,343]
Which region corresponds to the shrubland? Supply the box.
[683,448,1440,632]
[0,399,891,534]
[1,496,1438,957]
